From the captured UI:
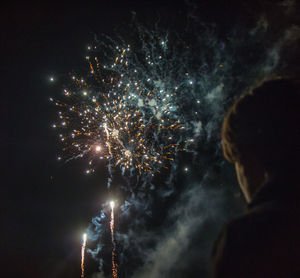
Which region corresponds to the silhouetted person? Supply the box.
[211,79,300,278]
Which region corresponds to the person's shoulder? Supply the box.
[218,209,263,237]
[211,214,249,258]
[213,207,279,254]
[213,203,300,256]
[212,210,280,277]
[212,205,300,278]
[211,214,255,277]
[214,213,253,248]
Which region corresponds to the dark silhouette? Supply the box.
[211,79,300,278]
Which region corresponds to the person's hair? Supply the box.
[222,78,300,173]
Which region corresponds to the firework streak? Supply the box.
[81,233,87,278]
[110,201,118,278]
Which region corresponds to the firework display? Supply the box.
[49,17,291,277]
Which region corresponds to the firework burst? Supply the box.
[50,30,194,181]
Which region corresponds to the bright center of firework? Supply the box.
[95,145,101,152]
[110,201,115,209]
[124,149,132,157]
[112,129,119,138]
[83,233,87,241]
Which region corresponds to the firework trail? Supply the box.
[81,233,87,278]
[110,201,118,278]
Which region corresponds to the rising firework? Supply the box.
[110,201,118,278]
[81,233,87,278]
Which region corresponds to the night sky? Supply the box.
[2,1,299,278]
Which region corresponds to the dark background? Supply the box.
[1,1,299,278]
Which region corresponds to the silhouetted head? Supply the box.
[222,78,300,202]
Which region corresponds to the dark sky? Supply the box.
[2,1,299,278]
